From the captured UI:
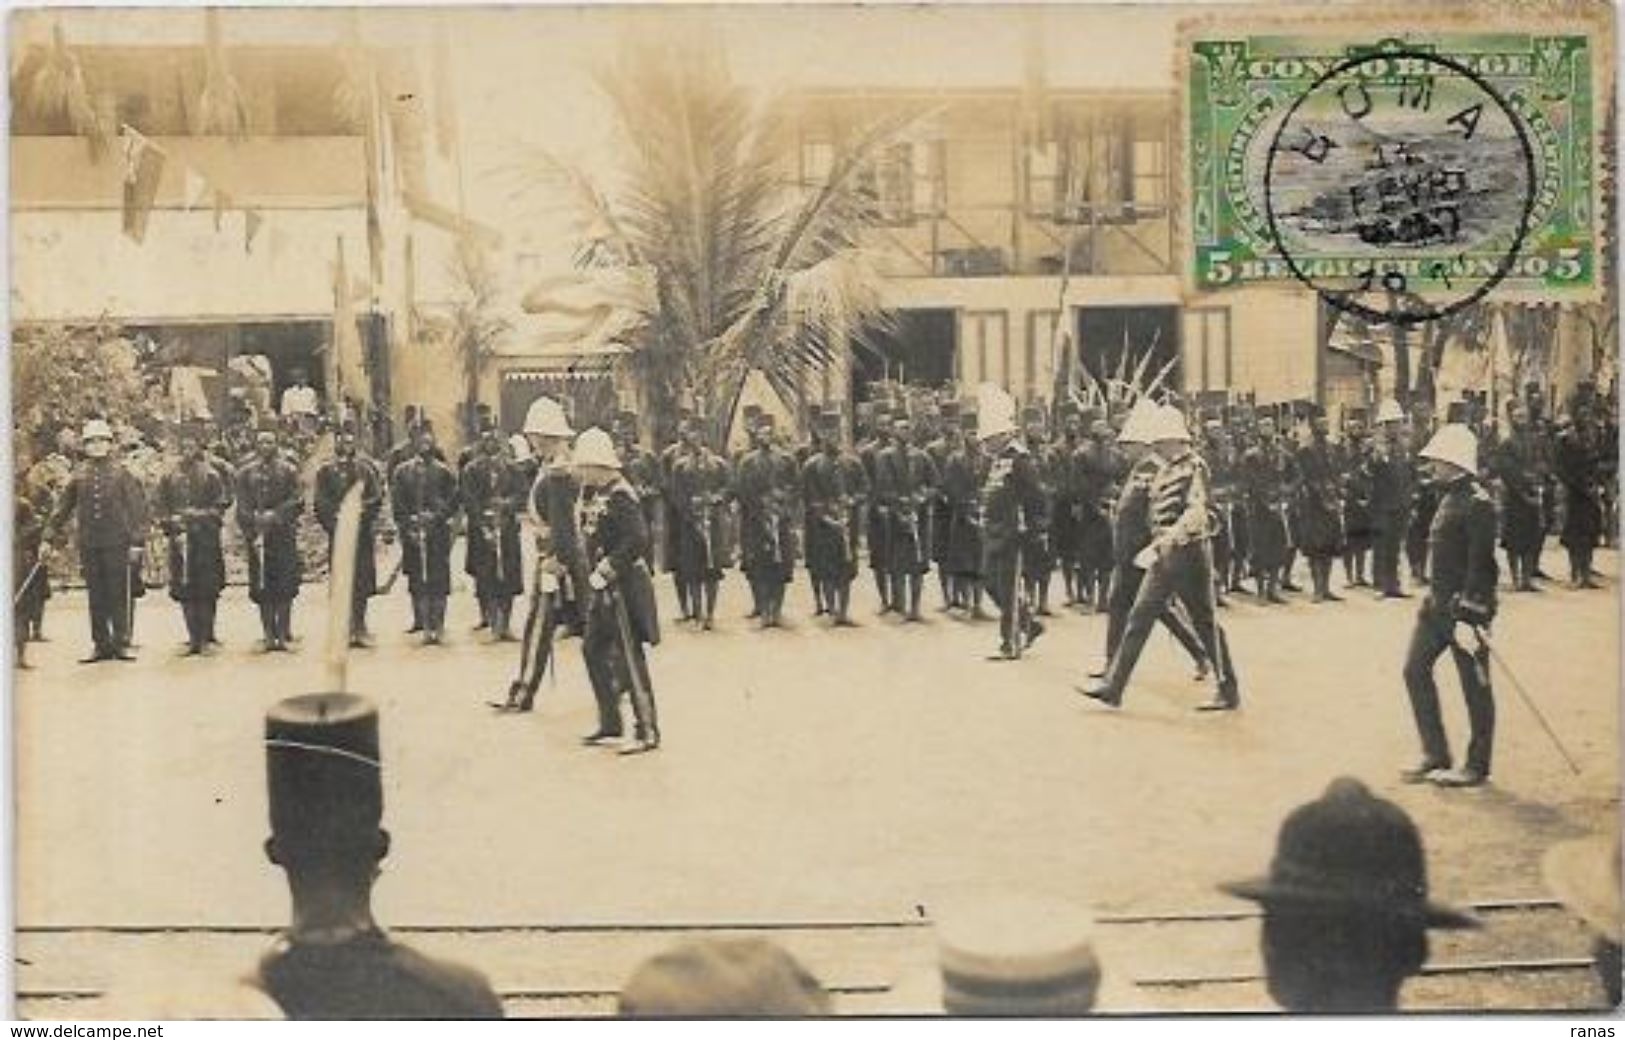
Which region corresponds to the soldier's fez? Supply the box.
[959,411,980,432]
[1446,401,1471,423]
[1221,777,1477,928]
[266,694,384,860]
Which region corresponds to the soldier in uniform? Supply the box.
[156,419,233,655]
[802,408,861,627]
[875,415,938,621]
[1075,413,1118,613]
[618,411,662,572]
[977,387,1046,660]
[857,404,893,613]
[236,427,305,652]
[1556,412,1605,589]
[1087,399,1210,683]
[390,425,460,646]
[925,402,963,612]
[1295,410,1346,603]
[461,425,525,641]
[1405,403,1440,586]
[1020,404,1057,617]
[575,428,662,753]
[314,424,384,648]
[669,418,730,630]
[1201,417,1241,606]
[46,419,149,663]
[942,409,989,615]
[1241,416,1295,604]
[1490,404,1548,591]
[255,693,503,1018]
[1399,424,1498,788]
[498,397,583,713]
[14,482,47,669]
[1081,405,1238,711]
[1369,399,1414,599]
[735,415,796,628]
[1340,413,1375,590]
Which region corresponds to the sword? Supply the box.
[610,583,656,746]
[323,482,365,692]
[12,558,44,608]
[1472,626,1582,776]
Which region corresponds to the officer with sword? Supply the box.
[461,424,525,642]
[574,427,662,754]
[235,426,304,653]
[315,423,384,648]
[801,407,862,628]
[1399,423,1499,789]
[389,424,460,647]
[156,418,233,656]
[494,396,584,714]
[977,384,1046,661]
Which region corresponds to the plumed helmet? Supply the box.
[571,426,621,469]
[1116,397,1162,445]
[522,396,573,438]
[1419,423,1478,476]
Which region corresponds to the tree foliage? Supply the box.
[11,321,152,466]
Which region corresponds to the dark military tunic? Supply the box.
[460,452,525,600]
[802,450,859,581]
[1556,428,1603,552]
[980,443,1046,595]
[735,446,796,582]
[1241,440,1296,571]
[1340,438,1375,553]
[1490,430,1546,554]
[235,456,303,603]
[875,441,938,576]
[1075,437,1117,573]
[156,456,233,601]
[942,443,987,578]
[313,453,384,603]
[390,455,460,596]
[859,437,890,571]
[257,931,502,1020]
[1294,436,1345,558]
[50,457,149,654]
[670,448,732,580]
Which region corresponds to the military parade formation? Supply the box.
[12,377,1619,779]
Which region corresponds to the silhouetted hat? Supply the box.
[619,938,831,1017]
[265,694,382,854]
[1221,777,1477,928]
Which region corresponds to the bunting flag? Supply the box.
[182,167,209,211]
[119,126,166,243]
[244,208,263,254]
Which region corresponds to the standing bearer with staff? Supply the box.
[574,428,662,754]
[1080,405,1238,710]
[156,418,232,656]
[236,426,304,653]
[1399,423,1498,789]
[314,423,384,649]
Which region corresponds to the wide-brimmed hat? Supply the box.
[1419,423,1478,476]
[1543,835,1621,941]
[1221,777,1477,928]
[619,937,830,1017]
[572,427,621,470]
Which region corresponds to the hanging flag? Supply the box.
[244,208,263,254]
[182,166,209,211]
[331,236,369,402]
[119,126,166,243]
[213,189,233,232]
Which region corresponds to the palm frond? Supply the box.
[193,9,247,138]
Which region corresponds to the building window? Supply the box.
[1027,309,1062,398]
[855,139,945,226]
[1181,307,1231,392]
[963,310,1010,391]
[1028,107,1168,223]
[800,139,835,187]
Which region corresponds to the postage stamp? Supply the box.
[1183,28,1604,318]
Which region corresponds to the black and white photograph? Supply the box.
[6,0,1620,1020]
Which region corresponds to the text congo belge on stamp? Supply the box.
[1184,31,1603,325]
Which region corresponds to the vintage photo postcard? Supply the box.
[8,0,1620,1019]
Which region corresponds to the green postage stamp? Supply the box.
[1184,23,1607,320]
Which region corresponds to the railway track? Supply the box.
[14,896,1611,1017]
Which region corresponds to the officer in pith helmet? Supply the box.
[45,417,149,662]
[575,428,662,753]
[254,693,502,1018]
[978,384,1046,660]
[1400,423,1498,789]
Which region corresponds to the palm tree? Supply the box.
[14,22,111,159]
[508,27,925,443]
[447,236,513,436]
[191,9,247,138]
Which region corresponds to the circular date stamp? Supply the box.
[1263,49,1537,326]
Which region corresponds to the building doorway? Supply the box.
[1076,305,1180,395]
[851,308,957,402]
